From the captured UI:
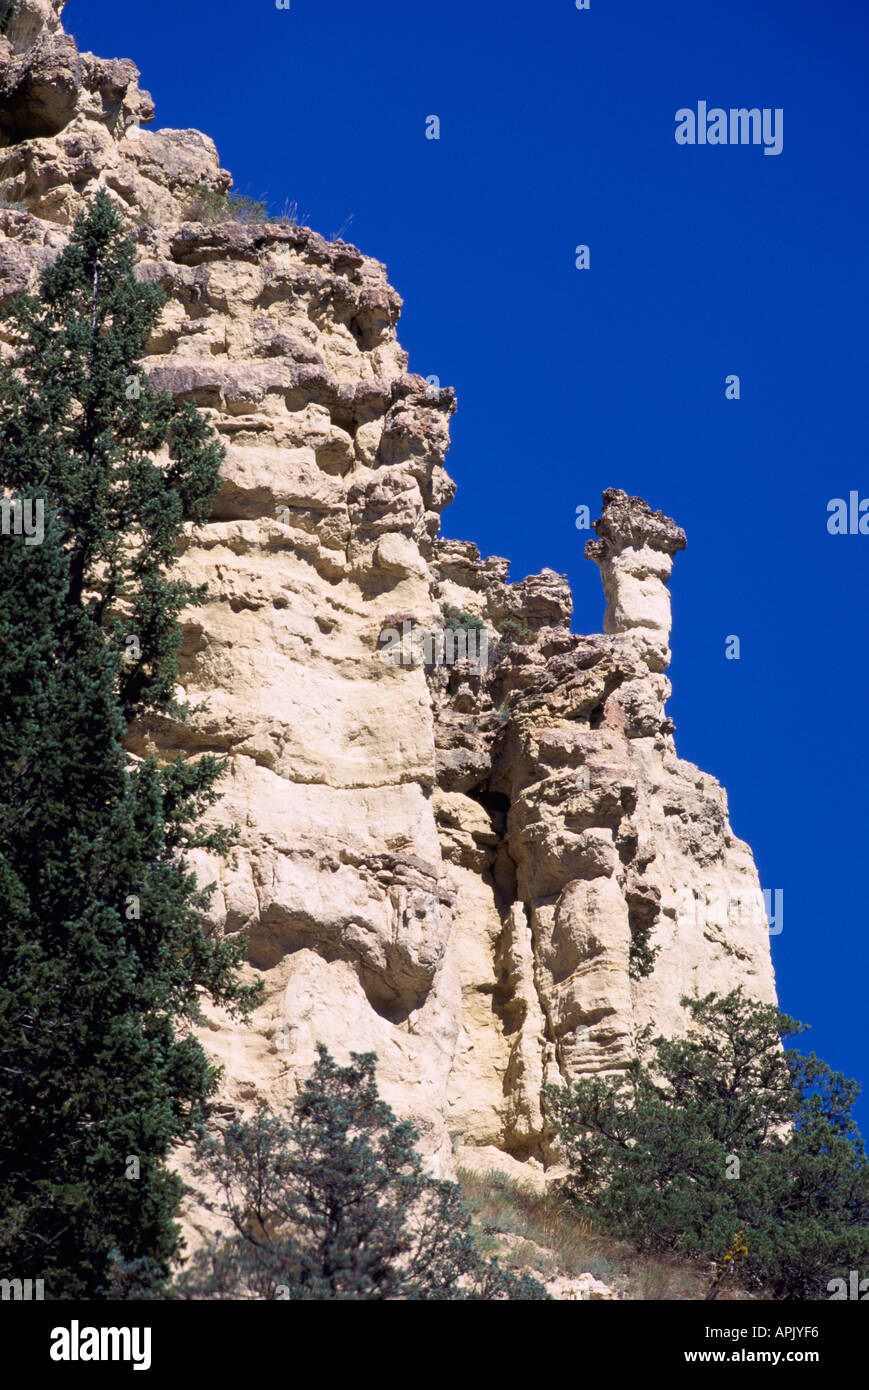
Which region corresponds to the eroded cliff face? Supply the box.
[0,2,776,1187]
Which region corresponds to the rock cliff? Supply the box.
[0,1,776,1184]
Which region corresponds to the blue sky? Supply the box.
[71,0,869,1130]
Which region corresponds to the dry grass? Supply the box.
[179,187,308,230]
[458,1167,756,1301]
[181,186,269,226]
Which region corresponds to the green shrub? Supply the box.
[457,1167,741,1298]
[488,615,536,665]
[498,616,535,646]
[628,922,660,979]
[442,602,486,634]
[178,1046,549,1300]
[547,988,869,1300]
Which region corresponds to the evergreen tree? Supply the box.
[546,989,869,1299]
[0,191,260,1298]
[177,1045,549,1301]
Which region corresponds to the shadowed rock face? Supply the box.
[0,0,153,149]
[0,6,776,1190]
[1,1,63,54]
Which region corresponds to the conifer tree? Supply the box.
[547,989,869,1299]
[178,1045,549,1301]
[0,191,260,1298]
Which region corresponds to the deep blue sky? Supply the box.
[71,0,869,1129]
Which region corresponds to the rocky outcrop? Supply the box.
[428,491,774,1159]
[0,0,223,223]
[0,2,777,1189]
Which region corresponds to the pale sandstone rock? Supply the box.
[548,1272,619,1301]
[493,1233,619,1299]
[455,1144,549,1194]
[0,10,778,1234]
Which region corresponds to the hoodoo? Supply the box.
[0,1,776,1196]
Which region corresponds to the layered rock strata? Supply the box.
[0,2,776,1181]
